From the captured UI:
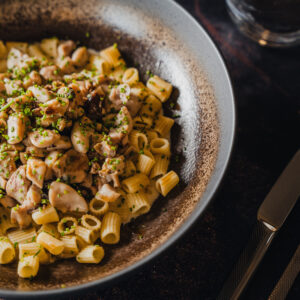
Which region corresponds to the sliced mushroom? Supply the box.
[72,47,89,67]
[57,40,76,58]
[25,146,48,158]
[99,156,125,189]
[90,162,101,174]
[6,165,31,203]
[0,195,16,208]
[44,166,54,181]
[49,181,88,213]
[45,150,62,169]
[94,140,117,158]
[28,129,60,148]
[52,149,88,183]
[42,98,69,116]
[84,90,103,121]
[81,174,97,196]
[27,85,52,103]
[0,152,16,179]
[109,106,133,144]
[54,117,72,131]
[39,65,62,81]
[95,183,120,202]
[0,142,24,152]
[0,176,7,189]
[108,84,142,116]
[22,137,34,147]
[66,101,85,119]
[71,118,93,153]
[4,79,23,96]
[58,57,75,74]
[38,98,69,127]
[46,136,72,151]
[23,71,42,89]
[10,95,33,112]
[7,113,27,144]
[11,206,32,229]
[11,184,41,229]
[19,152,27,165]
[7,48,27,69]
[68,80,91,106]
[101,156,125,175]
[25,184,42,209]
[26,157,47,188]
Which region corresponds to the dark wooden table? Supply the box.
[71,1,300,299]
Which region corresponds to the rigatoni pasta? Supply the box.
[150,138,170,155]
[125,192,150,215]
[122,173,150,193]
[0,237,15,264]
[156,171,180,197]
[17,255,39,278]
[122,68,139,85]
[60,235,80,256]
[137,154,155,176]
[7,227,37,246]
[153,115,175,137]
[32,205,59,225]
[75,226,95,244]
[76,245,104,264]
[146,75,173,102]
[18,242,50,264]
[36,232,64,255]
[100,212,121,244]
[150,155,170,179]
[0,38,179,278]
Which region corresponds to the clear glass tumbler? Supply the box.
[226,0,300,47]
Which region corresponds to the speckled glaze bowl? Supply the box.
[0,0,235,297]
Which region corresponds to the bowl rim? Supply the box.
[0,0,236,297]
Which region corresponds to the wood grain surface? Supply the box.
[61,0,299,299]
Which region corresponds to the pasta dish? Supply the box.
[0,38,179,279]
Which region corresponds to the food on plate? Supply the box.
[0,38,179,278]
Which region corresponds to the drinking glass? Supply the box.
[226,0,300,47]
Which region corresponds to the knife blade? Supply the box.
[218,150,300,300]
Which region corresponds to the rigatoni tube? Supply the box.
[146,75,173,102]
[61,235,80,256]
[76,245,104,264]
[100,212,121,244]
[17,255,39,278]
[7,227,36,246]
[125,192,150,216]
[18,242,50,264]
[32,205,59,225]
[156,171,179,196]
[89,198,109,216]
[122,173,150,193]
[150,155,170,179]
[137,154,155,176]
[150,138,170,155]
[81,214,101,231]
[0,237,15,264]
[75,226,95,244]
[153,115,174,137]
[37,231,64,255]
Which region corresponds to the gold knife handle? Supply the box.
[268,244,300,300]
[217,221,276,300]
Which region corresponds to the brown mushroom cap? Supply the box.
[48,181,88,213]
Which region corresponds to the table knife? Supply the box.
[268,244,300,300]
[218,150,300,300]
